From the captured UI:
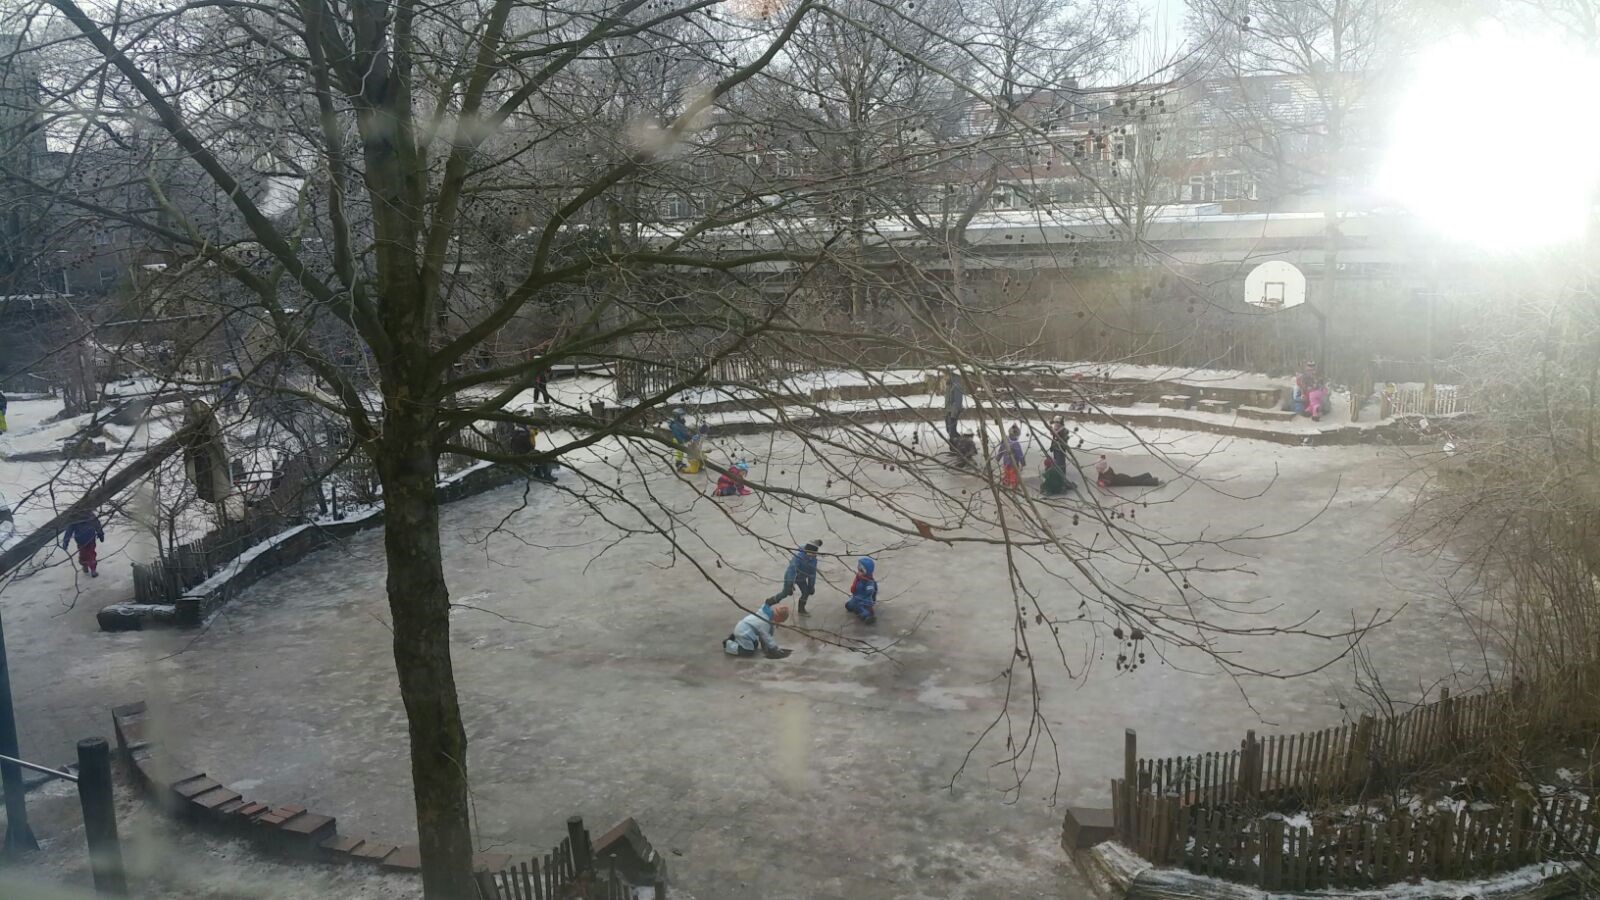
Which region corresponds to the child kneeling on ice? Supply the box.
[845,557,879,624]
[712,460,752,496]
[724,603,792,658]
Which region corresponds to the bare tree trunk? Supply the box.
[375,417,475,900]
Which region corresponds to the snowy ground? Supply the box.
[0,412,1484,899]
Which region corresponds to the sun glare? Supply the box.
[1380,30,1600,250]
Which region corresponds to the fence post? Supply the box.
[1123,729,1138,844]
[1439,687,1454,745]
[1346,715,1374,794]
[566,815,591,874]
[76,738,127,894]
[1243,730,1260,803]
[1261,815,1284,890]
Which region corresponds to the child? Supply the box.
[684,423,709,475]
[712,460,752,496]
[844,556,878,624]
[996,424,1025,489]
[1048,417,1069,472]
[1095,454,1161,488]
[724,603,792,658]
[768,540,822,615]
[1041,456,1074,495]
[668,408,692,469]
[61,511,106,577]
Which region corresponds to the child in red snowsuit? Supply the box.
[713,461,752,497]
[61,512,105,577]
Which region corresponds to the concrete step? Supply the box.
[1236,405,1297,421]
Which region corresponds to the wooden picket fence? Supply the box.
[131,512,285,605]
[441,424,504,473]
[614,353,809,400]
[1381,382,1468,417]
[1113,658,1600,888]
[1133,663,1600,816]
[1117,789,1599,891]
[474,817,666,900]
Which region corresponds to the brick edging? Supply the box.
[110,700,514,875]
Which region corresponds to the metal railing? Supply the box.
[0,740,127,894]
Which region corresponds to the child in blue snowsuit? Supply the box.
[844,556,878,624]
[667,408,692,469]
[768,540,821,615]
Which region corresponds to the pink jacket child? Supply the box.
[713,461,753,497]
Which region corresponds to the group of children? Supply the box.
[1288,361,1330,421]
[723,541,879,659]
[674,403,1166,662]
[668,408,753,496]
[994,417,1162,495]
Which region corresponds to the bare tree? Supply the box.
[0,1,1397,895]
[1185,0,1407,374]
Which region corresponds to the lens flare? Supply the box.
[1380,29,1600,249]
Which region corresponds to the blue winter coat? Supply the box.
[668,417,691,444]
[62,516,104,548]
[848,558,878,609]
[784,547,819,581]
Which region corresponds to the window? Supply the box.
[660,197,689,219]
[1270,83,1293,105]
[94,229,112,246]
[1189,172,1257,203]
[774,152,794,177]
[990,189,1015,210]
[745,152,762,170]
[1114,134,1138,161]
[99,267,118,289]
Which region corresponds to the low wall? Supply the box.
[1077,840,1580,900]
[98,463,534,631]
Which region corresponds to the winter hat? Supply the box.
[735,460,750,472]
[804,540,821,553]
[857,556,875,577]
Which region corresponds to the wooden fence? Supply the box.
[1114,659,1600,888]
[475,817,666,900]
[614,354,810,400]
[1117,788,1599,891]
[132,512,284,605]
[1381,382,1468,417]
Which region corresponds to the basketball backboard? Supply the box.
[1244,261,1307,310]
